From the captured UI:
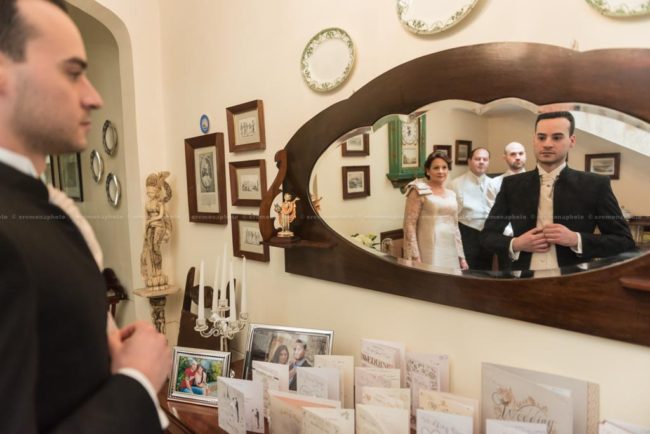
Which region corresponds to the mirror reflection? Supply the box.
[311,98,650,278]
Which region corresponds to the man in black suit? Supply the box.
[480,111,634,271]
[0,1,170,432]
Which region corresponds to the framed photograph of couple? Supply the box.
[585,152,620,180]
[243,324,334,381]
[231,213,269,262]
[167,346,231,407]
[342,165,370,199]
[184,133,228,224]
[229,159,267,206]
[226,99,266,153]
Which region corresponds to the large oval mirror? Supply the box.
[311,98,650,278]
[276,43,650,347]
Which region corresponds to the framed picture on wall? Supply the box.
[433,144,453,170]
[231,213,269,262]
[226,99,266,153]
[585,152,620,180]
[57,152,83,201]
[228,159,267,206]
[454,140,472,165]
[167,346,231,407]
[342,166,370,199]
[243,324,334,383]
[185,133,228,224]
[342,133,369,156]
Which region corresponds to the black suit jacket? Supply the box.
[480,167,634,270]
[0,163,160,434]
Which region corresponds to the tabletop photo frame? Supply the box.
[167,346,231,407]
[228,159,267,206]
[231,213,269,262]
[243,324,334,380]
[226,99,266,153]
[184,133,228,224]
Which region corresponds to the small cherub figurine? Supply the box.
[274,193,300,237]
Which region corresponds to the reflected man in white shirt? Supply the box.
[492,142,527,193]
[450,147,497,270]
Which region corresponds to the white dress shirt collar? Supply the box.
[0,147,38,178]
[537,162,566,179]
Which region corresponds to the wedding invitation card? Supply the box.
[217,377,264,434]
[268,389,340,434]
[354,367,401,404]
[419,390,479,434]
[302,408,355,434]
[486,419,547,434]
[416,409,473,434]
[314,354,354,408]
[359,387,411,410]
[356,404,410,434]
[360,338,406,386]
[251,360,289,418]
[296,366,340,401]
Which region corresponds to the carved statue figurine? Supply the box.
[140,172,173,288]
[274,193,300,237]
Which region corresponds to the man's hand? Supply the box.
[512,227,550,253]
[459,258,469,270]
[108,320,171,391]
[542,223,578,248]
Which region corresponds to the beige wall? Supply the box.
[75,0,650,424]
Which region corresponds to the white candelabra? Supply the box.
[194,248,249,352]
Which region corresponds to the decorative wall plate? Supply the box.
[397,0,478,35]
[301,27,355,92]
[105,172,121,208]
[585,0,650,16]
[200,114,210,134]
[102,120,118,156]
[90,149,104,183]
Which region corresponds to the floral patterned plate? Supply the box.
[397,0,478,35]
[301,27,355,92]
[585,0,650,16]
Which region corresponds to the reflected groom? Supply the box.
[480,111,634,271]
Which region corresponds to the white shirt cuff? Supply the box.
[509,238,520,261]
[118,368,169,429]
[570,232,583,255]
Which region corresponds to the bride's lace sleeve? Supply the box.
[403,189,423,260]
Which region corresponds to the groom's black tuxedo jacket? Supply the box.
[0,162,160,434]
[480,166,634,270]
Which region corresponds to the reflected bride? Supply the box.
[403,151,468,271]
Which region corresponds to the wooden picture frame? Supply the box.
[243,324,334,382]
[341,133,369,156]
[454,140,472,165]
[228,159,267,206]
[433,144,453,170]
[184,133,228,224]
[585,152,620,180]
[342,166,370,199]
[226,99,266,153]
[167,346,231,407]
[57,152,83,201]
[231,213,269,262]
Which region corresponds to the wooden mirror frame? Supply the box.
[273,43,650,346]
